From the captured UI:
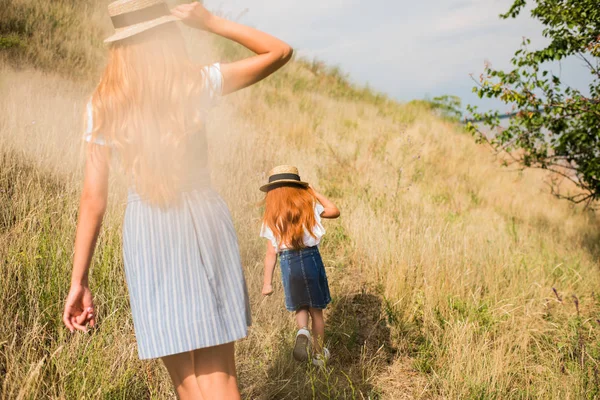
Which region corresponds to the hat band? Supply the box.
[268,173,300,183]
[111,3,170,29]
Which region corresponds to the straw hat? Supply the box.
[260,165,310,192]
[104,0,180,43]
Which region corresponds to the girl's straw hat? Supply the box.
[104,0,180,43]
[260,165,310,192]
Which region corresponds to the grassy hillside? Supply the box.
[2,1,600,399]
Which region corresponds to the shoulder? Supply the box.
[314,201,325,217]
[260,221,274,237]
[260,222,279,250]
[201,62,224,99]
[83,98,108,146]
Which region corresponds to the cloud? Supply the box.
[206,0,587,110]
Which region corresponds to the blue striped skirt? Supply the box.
[122,184,251,359]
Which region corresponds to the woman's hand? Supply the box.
[63,284,96,333]
[171,2,214,31]
[262,283,274,296]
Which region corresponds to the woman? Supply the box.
[62,1,292,398]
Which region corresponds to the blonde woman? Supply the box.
[62,1,292,398]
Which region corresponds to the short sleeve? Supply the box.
[315,202,325,219]
[260,223,279,251]
[83,101,107,146]
[201,63,224,106]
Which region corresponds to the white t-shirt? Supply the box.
[83,63,224,145]
[260,202,326,252]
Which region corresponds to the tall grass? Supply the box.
[2,1,600,399]
[0,0,107,79]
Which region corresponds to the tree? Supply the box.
[431,95,463,121]
[466,0,600,206]
[410,95,463,122]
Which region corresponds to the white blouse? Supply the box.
[260,202,326,252]
[83,63,224,146]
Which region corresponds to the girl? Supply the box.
[260,165,340,367]
[62,1,292,398]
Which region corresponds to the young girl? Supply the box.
[62,1,292,398]
[260,165,340,366]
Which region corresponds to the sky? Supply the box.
[205,0,591,113]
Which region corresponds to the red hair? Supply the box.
[263,186,318,250]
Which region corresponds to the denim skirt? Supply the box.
[279,246,331,312]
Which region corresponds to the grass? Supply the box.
[2,1,600,399]
[0,0,106,78]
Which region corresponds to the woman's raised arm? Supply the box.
[171,3,293,95]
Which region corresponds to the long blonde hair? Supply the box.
[88,23,207,206]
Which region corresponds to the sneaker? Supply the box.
[312,347,331,368]
[293,328,311,361]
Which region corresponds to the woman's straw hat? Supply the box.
[104,0,179,43]
[260,165,310,192]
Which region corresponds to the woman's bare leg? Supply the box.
[193,342,241,400]
[162,351,204,400]
[309,308,325,354]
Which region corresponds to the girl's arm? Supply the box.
[311,188,340,219]
[63,145,110,332]
[262,241,277,296]
[171,3,293,95]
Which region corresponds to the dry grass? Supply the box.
[0,0,107,78]
[2,1,600,399]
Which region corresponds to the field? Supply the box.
[1,1,600,399]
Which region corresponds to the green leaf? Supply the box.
[466,0,600,205]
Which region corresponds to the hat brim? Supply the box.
[104,15,180,43]
[260,180,309,192]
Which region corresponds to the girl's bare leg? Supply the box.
[308,308,325,354]
[295,307,309,329]
[193,342,241,400]
[162,351,204,400]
